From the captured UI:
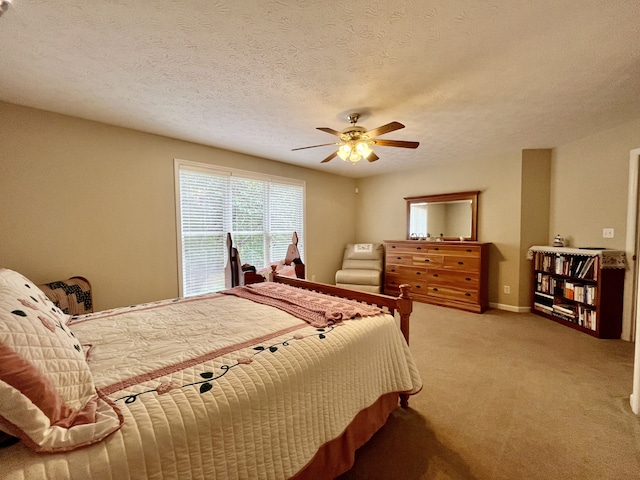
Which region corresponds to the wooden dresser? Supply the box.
[384,240,491,313]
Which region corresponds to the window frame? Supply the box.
[174,158,306,297]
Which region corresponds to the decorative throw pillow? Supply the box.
[0,269,122,452]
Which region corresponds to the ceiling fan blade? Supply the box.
[373,139,420,149]
[291,142,338,151]
[321,151,338,163]
[366,152,379,162]
[317,127,343,137]
[365,121,405,138]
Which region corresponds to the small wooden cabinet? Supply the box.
[528,246,625,338]
[384,240,491,313]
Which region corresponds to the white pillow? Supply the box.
[0,269,122,452]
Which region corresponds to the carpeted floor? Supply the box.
[337,303,640,480]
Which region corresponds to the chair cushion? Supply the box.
[341,243,384,272]
[334,283,382,294]
[335,268,382,286]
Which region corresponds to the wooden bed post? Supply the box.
[397,284,412,345]
[397,284,412,409]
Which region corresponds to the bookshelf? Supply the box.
[528,246,626,339]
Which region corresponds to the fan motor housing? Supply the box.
[340,125,368,141]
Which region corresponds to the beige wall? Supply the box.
[519,149,552,307]
[0,102,356,310]
[2,100,638,321]
[355,151,523,308]
[356,116,640,314]
[550,119,640,250]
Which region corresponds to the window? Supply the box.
[175,159,305,297]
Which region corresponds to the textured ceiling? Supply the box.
[1,0,639,178]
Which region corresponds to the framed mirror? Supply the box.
[405,191,479,241]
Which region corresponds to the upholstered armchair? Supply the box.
[335,243,384,293]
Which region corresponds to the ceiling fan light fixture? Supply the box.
[355,141,372,158]
[349,151,362,163]
[337,141,371,163]
[337,144,352,161]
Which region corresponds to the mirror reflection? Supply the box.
[405,191,479,241]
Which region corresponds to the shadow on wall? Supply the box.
[337,407,477,480]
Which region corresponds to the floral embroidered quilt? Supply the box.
[0,288,422,480]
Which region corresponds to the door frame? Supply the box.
[627,147,640,414]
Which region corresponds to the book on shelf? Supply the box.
[534,302,553,314]
[564,281,574,300]
[577,305,597,331]
[573,284,596,305]
[552,303,575,317]
[577,256,597,279]
[534,292,554,308]
[552,304,574,323]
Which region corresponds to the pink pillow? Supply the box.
[0,269,122,452]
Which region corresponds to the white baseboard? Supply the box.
[489,302,531,313]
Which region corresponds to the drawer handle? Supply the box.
[432,287,437,291]
[465,293,471,297]
[416,285,421,289]
[465,277,471,281]
[434,247,440,251]
[391,245,396,249]
[397,257,402,260]
[391,269,396,272]
[416,272,421,275]
[417,246,422,250]
[466,249,472,252]
[433,273,439,277]
[458,261,464,265]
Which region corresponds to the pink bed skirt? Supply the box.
[290,392,399,479]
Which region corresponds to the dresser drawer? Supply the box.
[426,284,479,303]
[411,254,443,267]
[386,264,427,278]
[385,252,415,266]
[442,255,481,271]
[386,242,430,254]
[385,274,427,294]
[426,245,481,257]
[427,269,479,289]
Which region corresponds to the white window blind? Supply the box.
[175,160,305,297]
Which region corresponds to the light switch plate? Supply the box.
[603,228,614,238]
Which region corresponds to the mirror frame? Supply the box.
[404,191,479,241]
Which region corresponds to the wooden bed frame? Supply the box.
[226,232,306,286]
[224,231,413,407]
[273,273,413,408]
[34,271,414,480]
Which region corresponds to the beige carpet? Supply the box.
[338,303,640,480]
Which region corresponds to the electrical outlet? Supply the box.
[503,285,511,294]
[603,228,614,238]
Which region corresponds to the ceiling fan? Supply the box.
[292,113,419,164]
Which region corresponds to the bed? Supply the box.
[226,232,306,287]
[0,268,421,479]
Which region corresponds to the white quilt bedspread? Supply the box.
[0,292,422,480]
